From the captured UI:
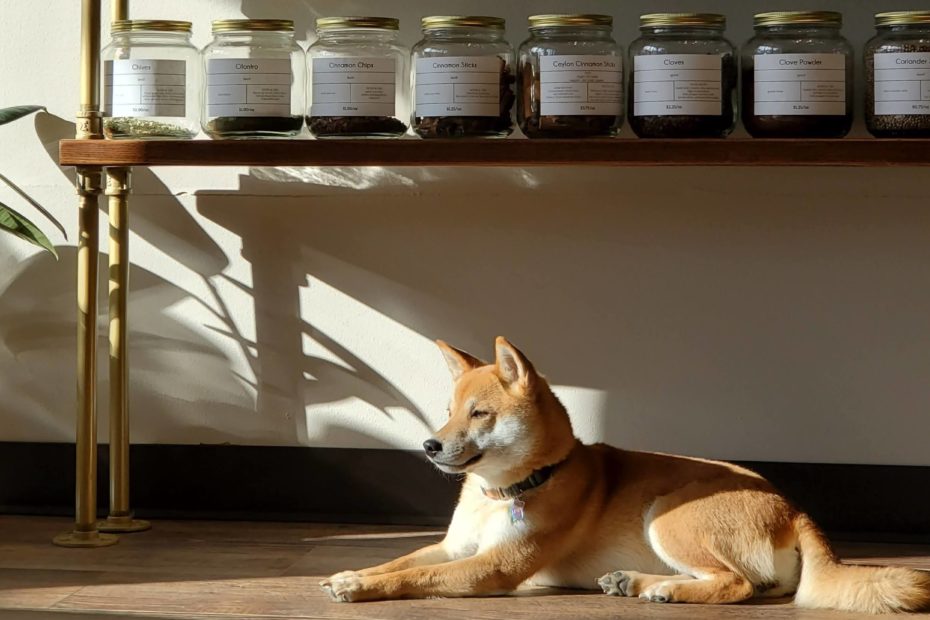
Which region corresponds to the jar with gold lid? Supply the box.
[411,16,515,138]
[202,19,306,139]
[101,20,201,139]
[628,13,737,138]
[866,11,930,137]
[518,14,623,139]
[307,17,409,138]
[742,11,853,138]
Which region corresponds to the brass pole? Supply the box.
[111,0,128,24]
[99,169,148,534]
[54,0,117,548]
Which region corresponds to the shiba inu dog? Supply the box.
[321,337,930,613]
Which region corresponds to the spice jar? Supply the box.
[866,11,930,138]
[412,16,515,138]
[307,17,409,138]
[101,20,201,139]
[742,12,853,138]
[518,14,623,139]
[628,14,736,139]
[202,20,305,139]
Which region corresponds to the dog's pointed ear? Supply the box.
[436,340,485,380]
[495,336,536,391]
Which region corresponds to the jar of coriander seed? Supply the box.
[518,14,623,139]
[307,17,409,138]
[102,20,201,139]
[412,16,516,138]
[866,11,930,138]
[742,11,853,138]
[628,13,737,138]
[202,20,306,139]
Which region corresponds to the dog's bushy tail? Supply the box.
[793,513,930,614]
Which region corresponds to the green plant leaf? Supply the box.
[0,203,58,259]
[0,106,45,126]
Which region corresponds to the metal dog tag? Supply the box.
[510,499,525,525]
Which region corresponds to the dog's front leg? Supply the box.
[324,542,454,585]
[322,544,541,602]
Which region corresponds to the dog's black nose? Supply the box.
[423,439,442,456]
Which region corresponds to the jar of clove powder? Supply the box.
[307,17,409,138]
[742,12,853,138]
[518,14,623,139]
[202,20,306,139]
[866,11,930,138]
[628,13,737,138]
[412,16,515,138]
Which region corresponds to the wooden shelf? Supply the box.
[59,138,930,168]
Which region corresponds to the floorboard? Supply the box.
[0,516,926,619]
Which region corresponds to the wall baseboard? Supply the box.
[3,442,928,539]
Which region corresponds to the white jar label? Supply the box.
[311,57,395,117]
[753,53,846,116]
[104,59,186,117]
[207,58,292,117]
[539,55,622,116]
[415,56,500,117]
[873,52,930,115]
[633,54,722,116]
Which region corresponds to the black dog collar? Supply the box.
[481,462,561,501]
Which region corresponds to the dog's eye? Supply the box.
[470,409,490,419]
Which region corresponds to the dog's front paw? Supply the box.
[319,570,363,603]
[598,570,634,596]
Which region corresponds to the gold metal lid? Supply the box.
[875,11,930,27]
[640,13,726,29]
[212,19,294,33]
[754,11,842,28]
[316,16,399,31]
[421,16,505,30]
[111,20,192,34]
[529,14,613,29]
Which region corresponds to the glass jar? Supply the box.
[307,17,409,138]
[412,16,515,138]
[628,14,736,139]
[866,11,930,138]
[742,12,853,138]
[202,20,305,139]
[518,14,623,139]
[101,20,200,139]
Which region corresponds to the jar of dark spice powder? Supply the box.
[202,20,306,139]
[628,14,736,139]
[518,14,623,139]
[412,16,515,138]
[866,11,930,138]
[308,17,409,138]
[742,12,853,138]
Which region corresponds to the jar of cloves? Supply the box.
[628,13,737,138]
[202,19,306,139]
[307,17,409,138]
[102,20,201,139]
[866,11,930,138]
[742,12,853,138]
[518,14,623,139]
[412,16,515,138]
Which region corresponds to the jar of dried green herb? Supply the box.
[866,11,930,138]
[101,20,201,139]
[742,12,853,138]
[202,20,305,139]
[628,14,736,139]
[518,14,623,139]
[307,17,409,139]
[412,16,515,138]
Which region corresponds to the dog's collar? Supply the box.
[481,462,561,501]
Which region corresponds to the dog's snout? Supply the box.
[423,438,443,457]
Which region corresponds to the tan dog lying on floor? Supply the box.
[321,337,930,613]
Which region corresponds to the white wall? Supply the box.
[1,0,929,465]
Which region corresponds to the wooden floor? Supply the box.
[1,517,929,619]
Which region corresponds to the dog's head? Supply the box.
[424,337,575,487]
